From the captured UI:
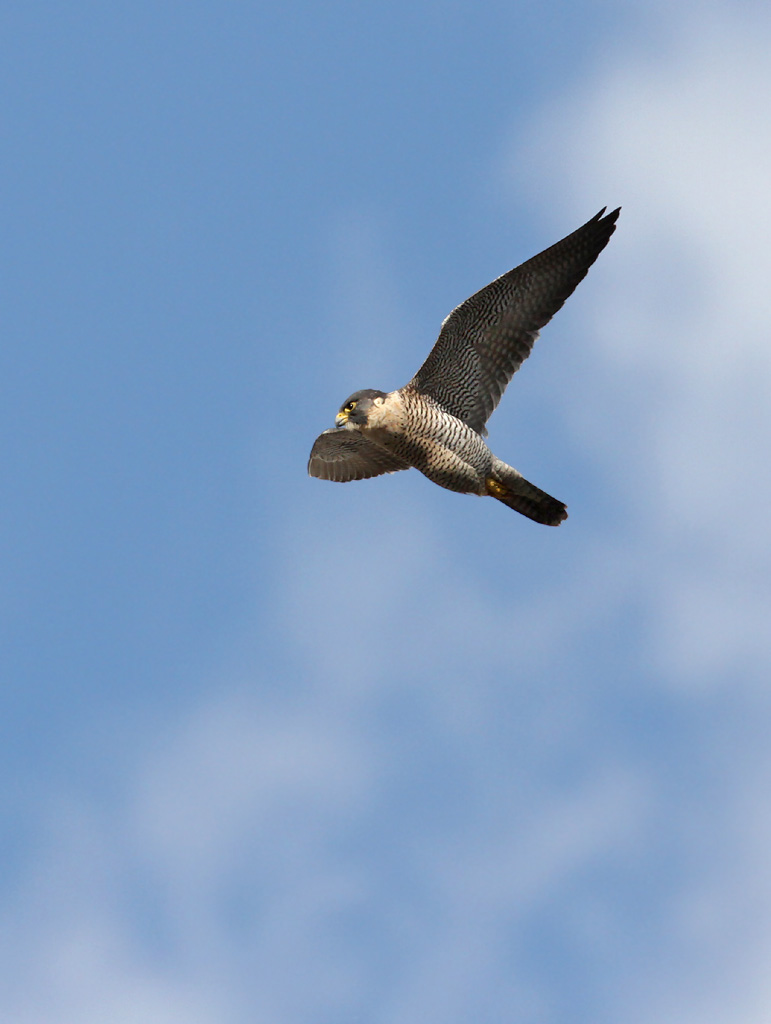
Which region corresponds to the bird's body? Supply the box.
[308,208,620,525]
[355,388,489,493]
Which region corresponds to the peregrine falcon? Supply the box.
[308,208,619,525]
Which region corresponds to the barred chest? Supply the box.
[357,390,420,464]
[362,390,407,433]
[363,388,491,480]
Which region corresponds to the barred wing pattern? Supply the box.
[308,429,410,482]
[409,208,620,434]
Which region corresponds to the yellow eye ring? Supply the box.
[345,401,357,411]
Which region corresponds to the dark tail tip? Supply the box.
[486,476,568,526]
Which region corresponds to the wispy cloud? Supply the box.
[509,3,771,691]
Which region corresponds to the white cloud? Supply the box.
[509,2,771,691]
[0,685,650,1023]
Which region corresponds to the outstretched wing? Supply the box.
[308,429,410,482]
[409,207,620,434]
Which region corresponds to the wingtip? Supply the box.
[585,206,620,240]
[592,205,621,222]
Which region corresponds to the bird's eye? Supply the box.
[346,401,357,411]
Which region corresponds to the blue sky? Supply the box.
[4,2,771,1021]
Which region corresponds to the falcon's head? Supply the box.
[334,389,387,428]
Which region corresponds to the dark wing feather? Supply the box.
[308,429,410,482]
[409,208,620,434]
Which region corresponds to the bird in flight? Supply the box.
[308,208,619,525]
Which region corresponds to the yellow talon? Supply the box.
[485,477,508,498]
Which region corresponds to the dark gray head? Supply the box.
[335,389,387,427]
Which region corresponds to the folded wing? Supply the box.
[308,429,410,482]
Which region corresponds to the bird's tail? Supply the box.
[485,458,567,526]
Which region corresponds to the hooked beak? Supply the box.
[335,410,349,427]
